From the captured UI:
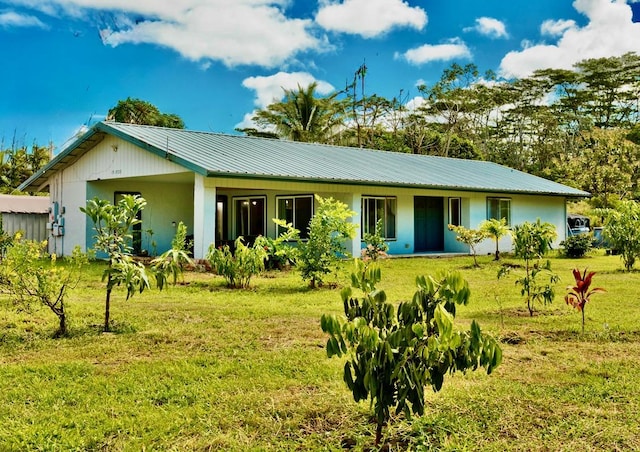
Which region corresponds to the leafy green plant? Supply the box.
[0,215,13,261]
[448,224,487,267]
[298,195,356,288]
[500,219,558,316]
[480,218,510,260]
[80,195,151,332]
[321,259,502,447]
[257,219,300,270]
[0,237,87,336]
[565,268,605,333]
[151,221,194,289]
[144,228,157,257]
[597,200,640,271]
[560,233,593,258]
[361,218,389,262]
[206,236,267,288]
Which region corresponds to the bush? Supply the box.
[206,237,267,288]
[257,219,300,270]
[361,218,388,262]
[597,200,640,271]
[298,195,356,288]
[560,233,593,258]
[321,259,502,447]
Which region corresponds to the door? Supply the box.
[414,196,444,252]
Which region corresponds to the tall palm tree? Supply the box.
[252,83,346,143]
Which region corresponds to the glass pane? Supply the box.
[249,198,265,237]
[386,198,396,239]
[450,198,461,226]
[295,197,313,239]
[277,198,293,236]
[236,199,249,237]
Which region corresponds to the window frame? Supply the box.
[275,194,314,240]
[449,197,461,227]
[486,197,511,226]
[361,195,397,240]
[233,195,267,239]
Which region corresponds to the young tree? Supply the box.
[298,195,356,288]
[206,237,267,289]
[0,237,87,337]
[448,224,487,267]
[321,259,502,446]
[80,195,150,332]
[502,219,558,316]
[598,200,640,271]
[480,218,509,260]
[151,221,194,289]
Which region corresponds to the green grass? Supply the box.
[1,251,639,451]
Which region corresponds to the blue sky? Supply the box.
[1,0,640,153]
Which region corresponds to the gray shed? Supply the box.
[0,194,50,242]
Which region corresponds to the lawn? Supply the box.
[0,251,639,451]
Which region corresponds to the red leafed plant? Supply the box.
[565,268,605,333]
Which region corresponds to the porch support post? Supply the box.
[349,193,362,258]
[193,174,216,260]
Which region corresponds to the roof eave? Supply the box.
[204,171,591,197]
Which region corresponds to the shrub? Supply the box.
[321,259,501,447]
[361,218,388,262]
[597,200,640,271]
[560,233,593,258]
[206,237,267,288]
[298,195,356,288]
[565,268,605,334]
[151,221,194,289]
[0,238,87,336]
[257,219,300,270]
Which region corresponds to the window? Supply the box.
[449,197,461,226]
[276,195,313,239]
[362,196,396,239]
[234,196,266,238]
[487,197,511,225]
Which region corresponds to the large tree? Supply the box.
[107,98,185,128]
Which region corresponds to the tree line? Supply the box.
[242,53,640,208]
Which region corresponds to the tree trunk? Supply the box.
[104,279,112,332]
[494,239,500,261]
[375,422,383,446]
[57,312,67,337]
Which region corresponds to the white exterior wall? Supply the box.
[49,136,193,256]
[44,134,570,258]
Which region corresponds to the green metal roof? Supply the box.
[20,121,590,197]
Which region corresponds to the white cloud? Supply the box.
[315,0,427,38]
[540,18,577,36]
[236,71,335,130]
[464,17,508,39]
[396,38,472,65]
[3,0,327,68]
[500,0,640,79]
[0,10,47,28]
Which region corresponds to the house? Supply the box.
[0,194,50,243]
[18,121,589,259]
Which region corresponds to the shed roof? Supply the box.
[0,194,49,214]
[20,121,589,197]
